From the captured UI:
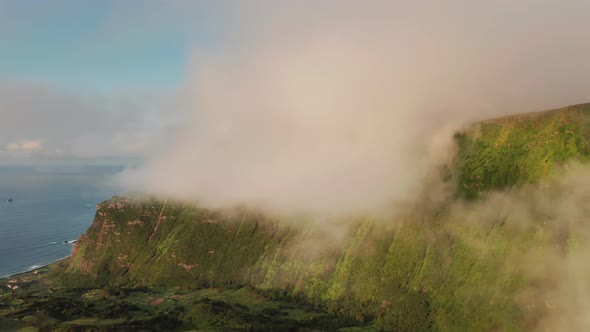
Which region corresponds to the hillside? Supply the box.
[456,103,590,197]
[2,103,590,331]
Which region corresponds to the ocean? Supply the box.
[0,165,122,278]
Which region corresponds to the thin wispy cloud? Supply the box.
[6,140,43,153]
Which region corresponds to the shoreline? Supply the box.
[1,255,70,279]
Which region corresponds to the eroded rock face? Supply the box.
[62,194,546,331]
[177,263,197,272]
[127,220,144,226]
[67,197,295,290]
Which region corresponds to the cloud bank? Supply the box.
[122,0,590,216]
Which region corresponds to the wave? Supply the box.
[49,240,77,245]
[0,237,80,257]
[2,255,71,278]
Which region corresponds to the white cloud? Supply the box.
[122,0,590,217]
[6,139,43,153]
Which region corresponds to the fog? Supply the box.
[446,162,590,331]
[122,0,590,217]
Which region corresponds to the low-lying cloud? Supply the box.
[444,162,590,331]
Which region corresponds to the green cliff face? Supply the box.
[455,103,590,197]
[5,103,590,331]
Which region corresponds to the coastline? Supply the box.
[1,255,70,279]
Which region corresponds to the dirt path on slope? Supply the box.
[148,200,168,241]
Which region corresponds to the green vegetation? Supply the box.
[3,103,590,331]
[0,262,367,331]
[455,103,590,197]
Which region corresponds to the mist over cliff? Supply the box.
[91,104,590,331]
[108,3,590,330]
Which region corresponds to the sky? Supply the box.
[0,1,219,91]
[0,1,221,164]
[1,0,590,179]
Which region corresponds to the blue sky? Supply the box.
[0,1,220,91]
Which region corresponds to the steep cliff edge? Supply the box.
[5,103,590,331]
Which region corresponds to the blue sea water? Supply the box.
[0,165,122,278]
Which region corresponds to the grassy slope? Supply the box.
[3,103,590,331]
[0,261,360,331]
[456,103,590,197]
